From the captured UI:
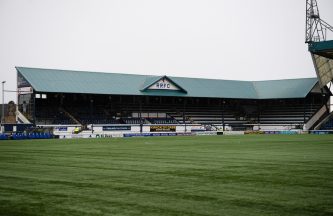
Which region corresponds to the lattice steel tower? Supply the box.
[305,0,333,43]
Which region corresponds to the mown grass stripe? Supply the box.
[0,135,333,216]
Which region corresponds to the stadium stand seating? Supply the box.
[147,118,178,124]
[259,103,322,124]
[122,118,143,124]
[79,116,119,125]
[35,107,75,125]
[320,116,333,130]
[0,132,52,140]
[32,92,325,130]
[0,134,8,140]
[11,132,53,140]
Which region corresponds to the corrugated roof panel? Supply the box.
[253,78,318,99]
[16,67,318,99]
[170,77,257,99]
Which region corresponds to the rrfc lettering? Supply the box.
[156,82,170,89]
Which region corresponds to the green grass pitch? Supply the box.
[0,135,333,216]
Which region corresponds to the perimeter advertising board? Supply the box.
[150,125,176,132]
[102,126,131,131]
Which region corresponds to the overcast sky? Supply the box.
[1,0,333,102]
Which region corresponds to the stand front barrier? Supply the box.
[0,134,8,140]
[9,132,53,140]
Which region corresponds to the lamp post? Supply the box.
[1,81,6,128]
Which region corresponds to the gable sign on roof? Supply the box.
[142,76,187,93]
[149,77,179,90]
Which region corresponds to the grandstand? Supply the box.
[306,40,333,130]
[11,67,331,136]
[305,0,333,132]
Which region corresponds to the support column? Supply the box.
[139,96,143,133]
[221,99,225,131]
[183,98,187,133]
[303,99,306,124]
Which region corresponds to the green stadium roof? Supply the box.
[308,40,333,59]
[16,67,319,99]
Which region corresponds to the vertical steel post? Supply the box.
[183,98,186,133]
[1,81,5,126]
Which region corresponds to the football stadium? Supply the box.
[1,0,333,215]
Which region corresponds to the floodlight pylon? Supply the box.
[305,0,333,43]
